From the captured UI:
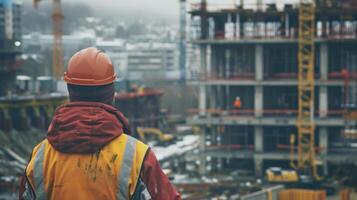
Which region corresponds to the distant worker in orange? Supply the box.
[234,96,242,109]
[341,68,349,79]
[19,47,181,200]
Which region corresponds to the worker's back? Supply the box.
[19,48,181,200]
[25,133,148,200]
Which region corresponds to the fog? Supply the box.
[63,0,180,20]
[60,0,300,20]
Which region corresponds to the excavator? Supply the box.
[136,127,176,146]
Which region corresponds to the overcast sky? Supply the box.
[61,0,299,19]
[64,0,180,19]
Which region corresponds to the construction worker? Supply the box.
[234,96,242,109]
[341,68,349,79]
[19,47,181,200]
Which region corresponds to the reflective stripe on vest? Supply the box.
[29,134,147,200]
[33,142,46,200]
[117,135,136,200]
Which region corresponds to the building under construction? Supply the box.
[187,0,357,178]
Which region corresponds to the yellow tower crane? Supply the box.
[268,0,323,184]
[33,0,63,79]
[291,0,322,181]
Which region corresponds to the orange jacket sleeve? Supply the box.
[140,149,181,200]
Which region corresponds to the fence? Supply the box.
[279,189,326,200]
[241,185,284,200]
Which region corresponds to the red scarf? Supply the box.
[47,102,131,154]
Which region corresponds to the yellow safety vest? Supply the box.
[23,134,149,200]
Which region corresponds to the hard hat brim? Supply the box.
[64,72,116,86]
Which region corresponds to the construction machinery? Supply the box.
[266,167,299,183]
[136,127,176,145]
[33,0,63,79]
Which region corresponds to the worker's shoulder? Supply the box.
[31,139,49,157]
[121,133,149,149]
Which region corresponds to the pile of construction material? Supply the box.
[279,189,326,200]
[0,129,42,175]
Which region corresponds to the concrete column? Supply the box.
[199,128,206,175]
[319,128,328,154]
[210,127,218,172]
[225,48,231,78]
[199,86,206,116]
[285,13,289,37]
[225,86,230,110]
[254,126,263,176]
[255,86,263,117]
[254,158,263,177]
[257,0,263,11]
[209,86,216,109]
[255,44,264,117]
[319,43,328,118]
[320,44,328,80]
[254,127,263,152]
[235,13,240,39]
[319,87,328,117]
[200,45,207,78]
[255,44,264,81]
[207,45,212,76]
[199,45,207,116]
[319,127,328,175]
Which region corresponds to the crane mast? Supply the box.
[52,0,63,79]
[296,0,320,180]
[33,0,63,79]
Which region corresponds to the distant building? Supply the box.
[22,31,96,72]
[98,40,180,82]
[127,43,178,71]
[22,32,180,82]
[96,38,125,52]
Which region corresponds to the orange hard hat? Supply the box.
[64,47,116,86]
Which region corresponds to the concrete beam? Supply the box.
[191,38,357,45]
[187,80,349,87]
[187,150,357,164]
[187,116,345,126]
